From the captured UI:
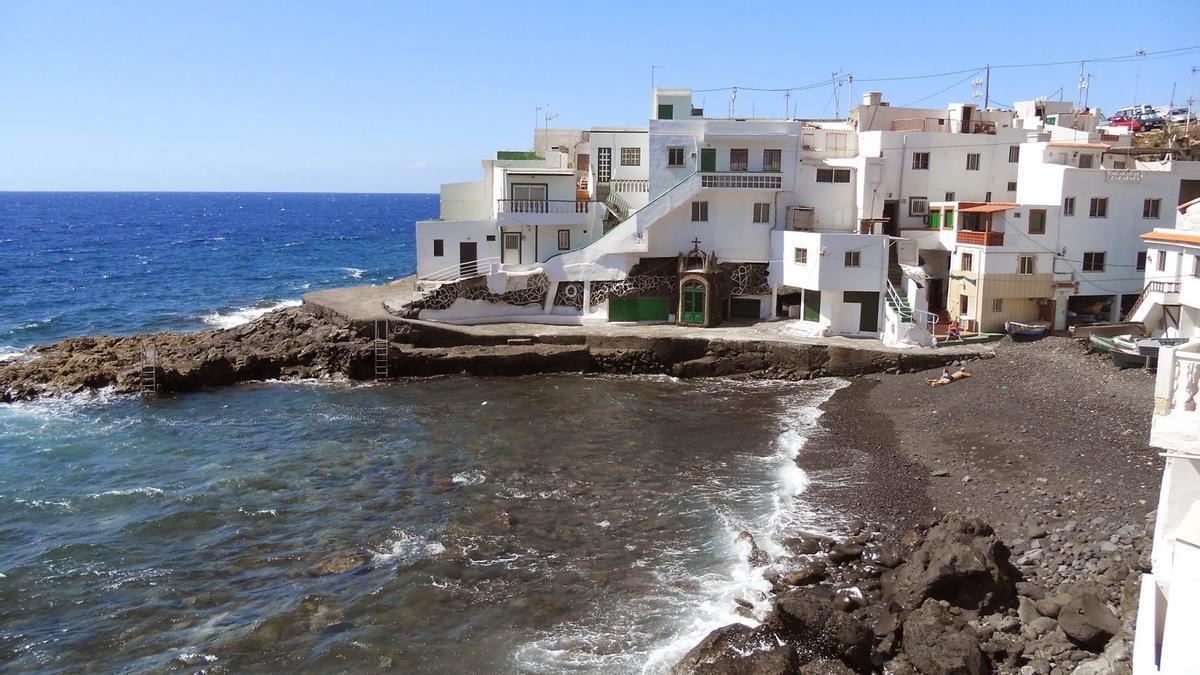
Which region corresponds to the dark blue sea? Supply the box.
[0,193,841,673]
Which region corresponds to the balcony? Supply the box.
[700,172,783,189]
[608,179,648,193]
[496,199,590,225]
[956,230,1005,246]
[1151,342,1200,454]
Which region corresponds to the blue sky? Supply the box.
[1,1,1197,193]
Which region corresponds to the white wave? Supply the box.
[341,267,365,279]
[451,469,487,486]
[175,653,218,665]
[372,529,445,565]
[86,487,164,499]
[200,299,301,330]
[0,346,28,363]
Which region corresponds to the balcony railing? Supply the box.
[1106,170,1142,183]
[497,199,591,214]
[956,230,1004,246]
[700,172,783,189]
[609,179,648,193]
[1150,281,1182,294]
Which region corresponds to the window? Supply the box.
[597,147,611,183]
[753,203,771,223]
[1007,181,1018,192]
[1144,198,1162,219]
[959,294,969,315]
[510,183,548,208]
[557,229,570,251]
[985,191,992,203]
[1028,209,1046,235]
[691,201,708,222]
[620,147,640,166]
[816,168,851,183]
[945,191,956,201]
[992,298,1004,313]
[1114,160,1127,170]
[667,147,685,167]
[730,149,748,171]
[1008,145,1020,163]
[961,252,973,272]
[1089,197,1108,218]
[1063,196,1075,216]
[433,239,444,257]
[1137,251,1147,271]
[1157,251,1168,272]
[1083,251,1106,272]
[1018,255,1036,275]
[763,149,782,172]
[794,247,808,265]
[966,153,981,171]
[844,251,860,267]
[486,234,496,242]
[1078,154,1094,169]
[912,152,930,170]
[909,197,929,217]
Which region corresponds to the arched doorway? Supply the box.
[681,280,707,325]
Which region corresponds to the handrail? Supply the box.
[418,256,500,284]
[1125,279,1182,320]
[886,280,938,335]
[497,199,591,214]
[540,171,701,264]
[605,190,632,221]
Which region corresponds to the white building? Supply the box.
[410,88,1200,342]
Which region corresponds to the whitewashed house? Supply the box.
[409,87,1200,342]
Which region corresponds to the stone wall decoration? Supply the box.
[591,275,676,305]
[397,273,551,317]
[727,263,771,296]
[554,282,584,310]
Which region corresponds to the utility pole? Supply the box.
[1132,47,1147,106]
[983,64,990,108]
[535,103,549,143]
[1188,66,1197,136]
[784,90,791,119]
[832,70,843,118]
[1085,74,1094,110]
[847,73,854,118]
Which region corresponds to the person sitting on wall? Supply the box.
[945,321,964,343]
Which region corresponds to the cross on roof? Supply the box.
[690,237,702,250]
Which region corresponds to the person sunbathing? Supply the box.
[927,367,971,387]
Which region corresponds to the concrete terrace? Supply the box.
[302,279,992,358]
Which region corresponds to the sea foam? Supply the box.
[200,299,301,330]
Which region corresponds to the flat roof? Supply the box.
[590,127,648,133]
[1047,142,1111,150]
[504,168,574,175]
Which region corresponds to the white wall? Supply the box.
[645,190,774,262]
[415,219,498,278]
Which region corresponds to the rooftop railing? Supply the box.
[700,172,783,189]
[497,199,590,214]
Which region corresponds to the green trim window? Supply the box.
[929,211,942,229]
[1029,209,1046,234]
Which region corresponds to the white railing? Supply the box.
[1106,169,1143,183]
[497,199,590,214]
[885,280,939,335]
[610,179,648,193]
[1159,345,1200,414]
[418,256,500,287]
[700,172,783,189]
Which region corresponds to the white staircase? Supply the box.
[883,280,938,348]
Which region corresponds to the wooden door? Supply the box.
[700,148,716,172]
[459,241,478,276]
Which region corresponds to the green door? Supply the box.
[608,297,639,322]
[844,291,880,333]
[700,148,716,172]
[802,289,822,322]
[637,297,669,321]
[682,282,706,324]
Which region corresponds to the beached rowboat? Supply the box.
[1005,320,1050,340]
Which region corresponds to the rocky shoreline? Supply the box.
[674,337,1157,674]
[0,306,979,402]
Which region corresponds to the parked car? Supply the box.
[1106,114,1142,132]
[1159,107,1194,125]
[1136,111,1165,129]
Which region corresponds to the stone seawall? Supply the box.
[0,307,986,402]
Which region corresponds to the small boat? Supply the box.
[1135,336,1190,359]
[1088,334,1115,354]
[1110,334,1147,368]
[1005,320,1050,340]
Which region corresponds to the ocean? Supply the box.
[0,193,842,673]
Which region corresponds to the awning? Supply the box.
[899,263,930,281]
[958,203,1019,214]
[1048,142,1111,150]
[1142,230,1200,245]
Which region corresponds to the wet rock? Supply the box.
[798,657,856,674]
[827,543,864,564]
[308,551,371,576]
[831,586,866,612]
[882,516,1018,614]
[736,531,771,567]
[863,545,904,568]
[769,590,872,670]
[783,534,833,555]
[784,561,827,587]
[671,623,796,675]
[902,598,990,675]
[1058,592,1121,651]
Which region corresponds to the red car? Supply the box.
[1106,114,1142,132]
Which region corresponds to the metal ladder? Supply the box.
[373,320,390,380]
[139,347,159,394]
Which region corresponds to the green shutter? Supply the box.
[929,211,941,229]
[700,148,716,172]
[637,297,669,321]
[608,297,639,321]
[944,211,955,229]
[844,291,880,333]
[657,104,674,120]
[803,289,822,322]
